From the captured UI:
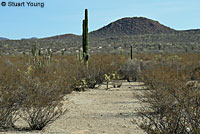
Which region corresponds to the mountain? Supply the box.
[180,29,200,34]
[90,17,176,37]
[30,37,38,39]
[1,17,200,41]
[44,34,80,40]
[1,16,200,55]
[43,17,200,39]
[21,37,38,40]
[0,37,9,40]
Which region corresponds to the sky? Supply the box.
[0,0,200,39]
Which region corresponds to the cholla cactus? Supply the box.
[31,45,40,65]
[154,54,162,62]
[104,74,111,90]
[76,48,83,63]
[81,79,87,89]
[79,48,82,62]
[24,65,32,76]
[43,48,53,65]
[29,46,54,68]
[112,73,116,79]
[111,73,119,80]
[61,48,66,56]
[48,48,53,56]
[32,45,37,57]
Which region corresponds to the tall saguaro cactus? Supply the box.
[131,45,133,60]
[82,9,89,65]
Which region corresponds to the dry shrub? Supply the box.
[120,59,142,82]
[86,55,124,88]
[0,89,19,130]
[190,67,200,81]
[17,57,74,130]
[0,56,73,131]
[19,78,66,130]
[0,58,22,130]
[73,54,127,90]
[136,55,200,134]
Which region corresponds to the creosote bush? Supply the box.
[0,54,127,131]
[19,78,66,130]
[19,66,68,130]
[73,54,127,90]
[120,59,142,82]
[136,54,200,134]
[2,53,200,133]
[0,57,24,131]
[0,56,74,131]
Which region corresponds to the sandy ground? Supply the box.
[1,81,146,134]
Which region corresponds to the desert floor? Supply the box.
[2,81,147,134]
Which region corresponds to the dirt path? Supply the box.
[46,81,146,134]
[2,81,146,134]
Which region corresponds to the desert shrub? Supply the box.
[19,78,66,130]
[17,58,73,130]
[136,58,200,134]
[0,56,74,131]
[0,87,20,130]
[190,67,200,81]
[0,59,23,130]
[119,59,142,82]
[85,55,118,88]
[73,54,127,90]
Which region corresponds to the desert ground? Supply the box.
[1,81,147,134]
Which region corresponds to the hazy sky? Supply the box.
[0,0,199,39]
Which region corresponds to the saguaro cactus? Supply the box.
[79,48,82,62]
[32,45,37,57]
[158,44,161,50]
[82,9,89,64]
[131,46,133,60]
[82,19,85,55]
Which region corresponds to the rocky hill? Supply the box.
[44,34,80,40]
[1,17,200,55]
[0,37,9,40]
[42,17,200,39]
[90,17,176,37]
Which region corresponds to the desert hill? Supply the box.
[1,17,200,55]
[0,37,9,40]
[90,17,176,37]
